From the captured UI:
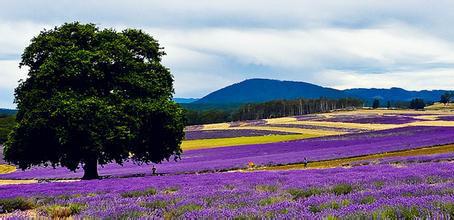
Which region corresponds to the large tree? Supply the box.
[4,23,185,179]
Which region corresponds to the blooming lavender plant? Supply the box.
[0,162,453,219]
[185,129,298,140]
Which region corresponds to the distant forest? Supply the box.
[184,98,363,125]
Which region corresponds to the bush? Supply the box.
[120,187,157,198]
[255,184,278,193]
[360,195,376,205]
[287,187,323,200]
[164,203,202,218]
[331,184,353,195]
[141,200,168,211]
[258,197,284,206]
[163,187,179,194]
[0,197,35,213]
[378,206,428,219]
[41,203,85,218]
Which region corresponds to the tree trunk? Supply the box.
[82,157,99,180]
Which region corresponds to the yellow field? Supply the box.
[0,179,37,185]
[181,134,319,150]
[284,120,403,130]
[261,144,454,171]
[225,126,344,135]
[0,164,16,174]
[425,102,454,111]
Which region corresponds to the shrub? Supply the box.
[164,203,202,218]
[437,202,454,218]
[0,197,35,213]
[120,187,157,198]
[141,200,168,211]
[287,187,322,200]
[331,184,353,195]
[258,197,284,206]
[41,203,85,218]
[360,195,376,205]
[255,184,278,193]
[163,187,179,194]
[377,206,427,219]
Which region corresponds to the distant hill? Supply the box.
[195,78,348,104]
[344,87,448,103]
[0,108,17,116]
[195,78,451,105]
[173,98,199,103]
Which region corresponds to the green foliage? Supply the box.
[0,116,16,144]
[183,98,363,125]
[372,99,380,109]
[258,197,284,206]
[41,203,85,218]
[440,92,454,104]
[164,203,202,218]
[331,184,353,196]
[120,187,157,198]
[309,200,350,213]
[4,22,185,179]
[377,206,428,219]
[435,202,454,219]
[140,200,168,211]
[287,187,323,200]
[163,187,179,194]
[255,184,278,193]
[409,98,426,110]
[360,195,376,205]
[0,197,36,213]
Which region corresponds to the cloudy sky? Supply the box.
[1,1,454,108]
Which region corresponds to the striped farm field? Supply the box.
[285,120,404,130]
[0,164,15,174]
[182,134,319,150]
[263,144,454,171]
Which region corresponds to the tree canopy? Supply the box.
[440,92,453,105]
[372,99,380,109]
[4,22,185,179]
[409,98,426,110]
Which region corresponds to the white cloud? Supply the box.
[0,22,49,58]
[1,1,454,106]
[316,69,454,91]
[0,60,26,90]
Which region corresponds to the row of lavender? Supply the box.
[184,129,298,140]
[1,162,453,218]
[2,126,454,179]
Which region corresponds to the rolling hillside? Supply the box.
[195,78,451,104]
[195,78,348,104]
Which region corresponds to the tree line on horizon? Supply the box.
[184,97,363,125]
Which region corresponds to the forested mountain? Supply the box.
[195,79,348,104]
[344,87,448,104]
[195,78,451,105]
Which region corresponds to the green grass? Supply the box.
[120,187,157,198]
[0,115,16,143]
[182,134,318,150]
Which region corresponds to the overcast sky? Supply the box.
[1,0,454,108]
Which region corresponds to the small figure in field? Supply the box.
[248,161,255,169]
[303,157,309,168]
[152,165,157,176]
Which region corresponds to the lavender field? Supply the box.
[1,109,454,219]
[1,163,453,218]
